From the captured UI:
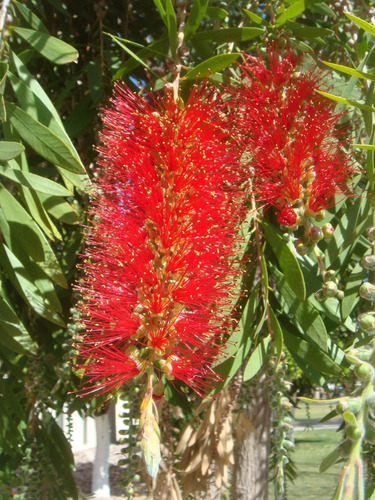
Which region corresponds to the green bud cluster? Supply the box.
[314,270,344,302]
[268,351,295,497]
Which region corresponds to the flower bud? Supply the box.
[322,281,337,298]
[354,363,374,381]
[359,282,375,301]
[358,313,375,334]
[367,226,375,241]
[336,290,344,300]
[336,398,361,415]
[323,269,335,282]
[315,210,325,222]
[309,226,324,242]
[346,425,362,441]
[352,348,373,362]
[322,223,334,238]
[282,439,295,450]
[294,239,310,255]
[314,289,325,302]
[361,255,375,271]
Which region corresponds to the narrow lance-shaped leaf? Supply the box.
[184,0,209,40]
[0,165,72,196]
[263,221,306,301]
[192,27,263,43]
[184,53,240,79]
[0,141,24,161]
[11,27,78,64]
[0,185,67,287]
[345,12,375,37]
[6,102,85,174]
[243,336,271,381]
[165,0,177,57]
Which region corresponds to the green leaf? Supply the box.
[270,307,283,365]
[345,12,375,37]
[14,1,48,32]
[104,33,159,78]
[319,447,340,473]
[243,9,263,24]
[283,330,342,376]
[286,21,333,39]
[213,286,259,392]
[0,165,72,196]
[113,37,169,80]
[353,144,375,150]
[243,336,271,381]
[322,61,375,83]
[153,0,167,24]
[316,90,375,113]
[0,244,64,326]
[308,2,335,17]
[185,0,209,40]
[184,53,240,79]
[273,267,328,350]
[0,287,36,354]
[192,27,263,43]
[263,222,306,301]
[276,0,305,27]
[165,0,177,57]
[6,102,85,174]
[341,261,365,320]
[205,6,228,20]
[299,396,344,404]
[0,141,24,161]
[0,186,67,287]
[342,411,357,426]
[8,66,83,163]
[38,193,79,225]
[12,27,78,65]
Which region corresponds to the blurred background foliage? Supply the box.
[1,0,375,498]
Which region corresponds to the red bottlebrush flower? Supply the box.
[77,84,245,398]
[230,47,355,225]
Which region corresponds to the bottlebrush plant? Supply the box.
[76,83,246,476]
[230,47,356,255]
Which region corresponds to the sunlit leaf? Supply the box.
[12,27,78,64]
[184,53,240,79]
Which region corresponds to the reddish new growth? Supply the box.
[77,84,245,398]
[231,47,354,226]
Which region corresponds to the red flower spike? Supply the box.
[77,84,245,398]
[230,47,355,224]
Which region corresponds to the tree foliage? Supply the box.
[1,0,375,499]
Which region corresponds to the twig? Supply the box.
[0,0,11,56]
[172,0,187,102]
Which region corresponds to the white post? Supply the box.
[92,412,111,498]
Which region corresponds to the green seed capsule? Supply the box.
[322,281,338,298]
[355,363,374,380]
[336,398,361,415]
[367,226,375,241]
[346,425,362,441]
[314,289,325,302]
[361,255,375,271]
[336,290,344,300]
[359,282,375,301]
[315,210,325,222]
[358,313,375,334]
